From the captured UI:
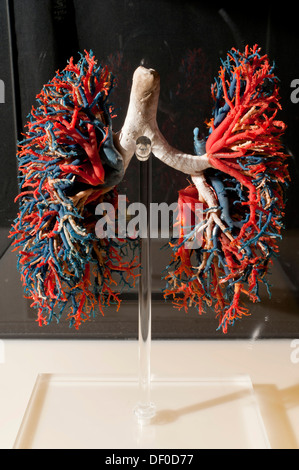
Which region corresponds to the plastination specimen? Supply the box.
[9,51,139,328]
[10,45,289,332]
[163,45,289,332]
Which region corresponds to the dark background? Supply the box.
[0,0,299,339]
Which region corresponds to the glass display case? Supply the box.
[0,0,298,450]
[1,1,299,340]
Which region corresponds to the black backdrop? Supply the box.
[0,0,299,339]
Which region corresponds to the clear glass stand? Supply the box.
[134,151,156,424]
[13,152,270,449]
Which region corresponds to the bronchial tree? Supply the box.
[10,45,289,332]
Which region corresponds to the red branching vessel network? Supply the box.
[164,45,289,333]
[10,51,139,329]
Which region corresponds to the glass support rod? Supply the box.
[134,137,156,424]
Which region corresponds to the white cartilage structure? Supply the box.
[115,66,211,176]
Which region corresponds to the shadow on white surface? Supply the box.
[255,383,299,449]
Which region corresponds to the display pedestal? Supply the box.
[13,373,270,449]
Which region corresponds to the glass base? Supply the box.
[13,374,270,449]
[134,401,157,425]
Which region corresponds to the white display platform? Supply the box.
[13,373,270,449]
